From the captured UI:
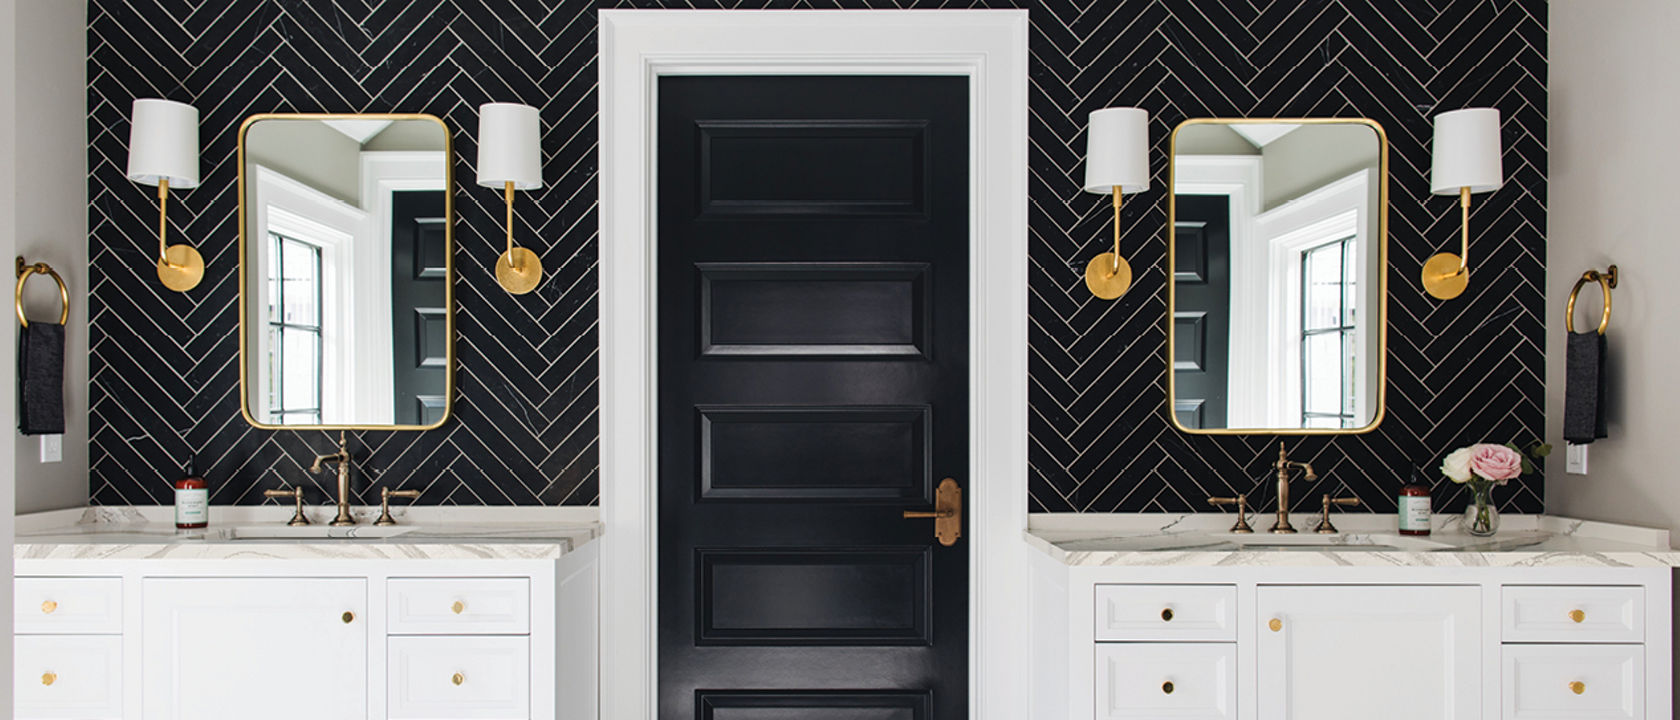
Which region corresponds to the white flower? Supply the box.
[1441,447,1474,483]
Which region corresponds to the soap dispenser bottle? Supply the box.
[174,455,209,529]
[1398,465,1432,536]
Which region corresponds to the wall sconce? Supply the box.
[476,102,544,295]
[126,99,203,292]
[1422,108,1504,300]
[1082,107,1151,300]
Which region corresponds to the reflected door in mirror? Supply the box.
[1174,195,1231,430]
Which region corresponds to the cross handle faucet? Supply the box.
[311,431,356,527]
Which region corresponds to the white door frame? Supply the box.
[598,10,1030,719]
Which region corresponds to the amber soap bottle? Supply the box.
[1398,465,1432,536]
[174,455,209,529]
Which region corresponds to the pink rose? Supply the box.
[1469,443,1523,484]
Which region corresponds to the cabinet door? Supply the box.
[141,578,367,720]
[1257,585,1480,720]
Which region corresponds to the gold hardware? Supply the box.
[1161,681,1175,695]
[236,113,455,432]
[342,611,355,624]
[1314,494,1361,534]
[1269,442,1317,534]
[1167,118,1389,435]
[151,178,206,292]
[263,486,310,526]
[1569,609,1586,623]
[310,432,356,526]
[40,600,57,614]
[1208,495,1253,533]
[1422,186,1472,300]
[495,181,543,295]
[1085,187,1133,300]
[1567,265,1617,336]
[1161,608,1174,622]
[1268,618,1282,632]
[41,671,56,686]
[451,600,465,615]
[902,478,963,547]
[451,672,465,686]
[1569,681,1585,695]
[374,487,423,526]
[15,259,69,328]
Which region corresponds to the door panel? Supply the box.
[389,189,449,425]
[659,76,968,720]
[1173,195,1231,429]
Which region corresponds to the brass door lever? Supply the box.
[903,478,962,547]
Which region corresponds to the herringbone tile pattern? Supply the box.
[88,0,1545,514]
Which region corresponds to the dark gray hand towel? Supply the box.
[18,322,65,435]
[1563,330,1607,444]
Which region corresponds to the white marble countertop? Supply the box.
[1026,513,1680,568]
[14,506,601,561]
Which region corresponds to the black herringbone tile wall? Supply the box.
[88,1,1546,514]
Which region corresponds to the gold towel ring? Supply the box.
[1566,264,1617,335]
[15,258,69,328]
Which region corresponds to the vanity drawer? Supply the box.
[388,577,530,635]
[389,636,530,719]
[1095,584,1236,641]
[1502,644,1643,720]
[1096,643,1236,720]
[1502,585,1642,643]
[14,577,123,634]
[14,635,123,720]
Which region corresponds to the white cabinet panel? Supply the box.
[1503,586,1643,644]
[1256,585,1481,720]
[1503,644,1643,720]
[388,577,530,635]
[389,636,531,719]
[14,577,122,634]
[1094,584,1235,641]
[140,578,368,720]
[13,635,123,720]
[1095,643,1236,720]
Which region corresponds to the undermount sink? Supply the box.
[222,525,416,541]
[1215,532,1451,552]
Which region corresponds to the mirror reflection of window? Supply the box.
[266,233,323,425]
[1300,236,1357,429]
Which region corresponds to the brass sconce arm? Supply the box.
[1084,187,1134,300]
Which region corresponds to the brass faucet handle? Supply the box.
[1313,495,1361,534]
[374,488,423,526]
[1208,495,1253,533]
[263,487,310,526]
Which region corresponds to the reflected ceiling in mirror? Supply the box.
[238,114,454,430]
[1168,118,1387,434]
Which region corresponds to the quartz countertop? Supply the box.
[1026,513,1680,568]
[14,506,601,561]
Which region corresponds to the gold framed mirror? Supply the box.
[237,113,454,430]
[1167,118,1387,434]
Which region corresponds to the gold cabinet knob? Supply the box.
[1268,618,1283,632]
[1160,608,1174,622]
[1161,681,1175,695]
[1569,681,1586,695]
[41,600,57,614]
[1569,609,1586,623]
[41,671,56,686]
[451,600,465,615]
[451,672,465,686]
[342,611,355,624]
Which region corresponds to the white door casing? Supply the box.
[598,10,1030,720]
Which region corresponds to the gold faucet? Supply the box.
[310,431,356,527]
[1269,441,1317,534]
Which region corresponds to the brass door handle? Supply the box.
[902,478,962,547]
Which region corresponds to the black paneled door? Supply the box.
[1173,194,1231,430]
[389,190,449,426]
[658,76,969,720]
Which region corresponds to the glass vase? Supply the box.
[1463,481,1500,537]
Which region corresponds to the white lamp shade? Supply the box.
[476,102,543,190]
[1431,107,1503,195]
[1083,107,1151,194]
[126,99,199,188]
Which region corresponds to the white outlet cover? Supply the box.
[38,434,62,463]
[1565,443,1589,475]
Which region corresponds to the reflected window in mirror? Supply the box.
[264,231,324,425]
[1169,119,1386,434]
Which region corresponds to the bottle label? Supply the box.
[176,488,209,525]
[1398,495,1431,532]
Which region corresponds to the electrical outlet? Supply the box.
[39,434,62,463]
[1566,443,1589,475]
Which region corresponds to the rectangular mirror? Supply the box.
[1168,118,1386,434]
[238,114,453,429]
